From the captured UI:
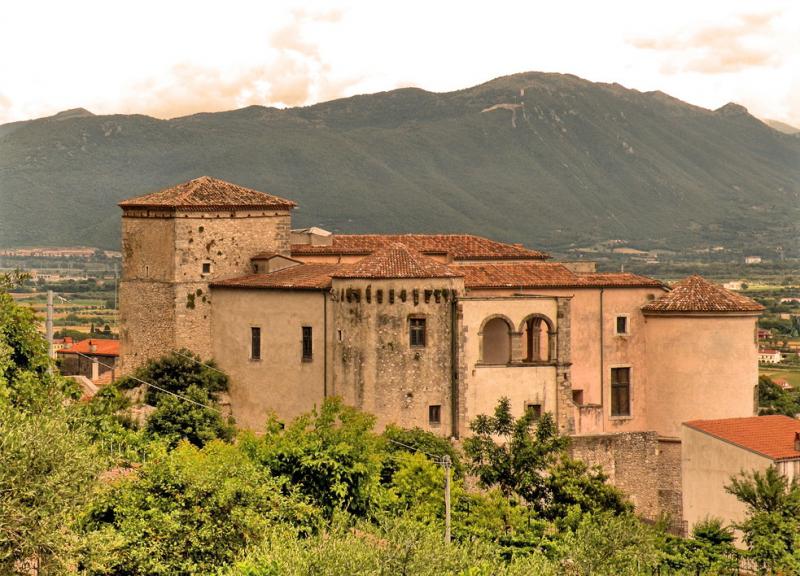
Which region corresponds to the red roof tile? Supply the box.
[119,176,296,211]
[290,234,549,261]
[333,243,462,279]
[685,416,800,461]
[57,338,120,357]
[457,262,663,289]
[211,263,345,290]
[642,275,764,314]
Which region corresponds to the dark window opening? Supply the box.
[302,326,313,360]
[429,404,441,425]
[337,329,343,342]
[410,317,426,347]
[526,403,542,420]
[611,367,631,416]
[251,327,261,360]
[202,262,211,274]
[572,390,584,405]
[616,316,628,335]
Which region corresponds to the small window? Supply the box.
[611,367,631,417]
[410,317,426,347]
[572,390,584,405]
[202,262,211,275]
[428,405,441,425]
[251,327,261,360]
[526,403,542,420]
[615,315,629,335]
[337,329,343,343]
[302,326,313,360]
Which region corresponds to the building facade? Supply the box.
[119,177,764,440]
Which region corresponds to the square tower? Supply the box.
[118,176,296,372]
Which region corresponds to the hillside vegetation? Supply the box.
[1,72,798,253]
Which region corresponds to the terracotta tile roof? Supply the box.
[57,338,120,357]
[685,416,800,461]
[290,234,549,261]
[211,263,345,290]
[457,262,664,289]
[119,176,296,211]
[642,275,764,314]
[333,243,462,279]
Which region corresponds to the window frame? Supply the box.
[201,261,212,275]
[525,403,542,421]
[428,404,441,426]
[250,326,261,361]
[302,326,313,361]
[614,314,630,336]
[610,366,632,418]
[409,316,427,348]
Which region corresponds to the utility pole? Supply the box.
[46,290,54,360]
[443,455,451,544]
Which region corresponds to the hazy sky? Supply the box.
[2,0,798,125]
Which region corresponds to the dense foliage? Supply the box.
[1,277,794,575]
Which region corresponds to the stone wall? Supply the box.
[570,431,683,531]
[331,277,464,434]
[120,208,292,371]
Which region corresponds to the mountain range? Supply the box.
[1,72,798,254]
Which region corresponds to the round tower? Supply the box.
[118,176,296,372]
[643,275,764,437]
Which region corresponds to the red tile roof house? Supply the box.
[118,176,766,527]
[682,416,800,538]
[57,338,120,384]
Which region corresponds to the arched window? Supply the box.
[481,317,512,364]
[520,315,554,362]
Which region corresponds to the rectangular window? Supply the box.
[409,317,426,347]
[611,367,631,417]
[302,326,313,360]
[251,327,261,360]
[202,262,211,274]
[526,403,542,420]
[615,315,629,335]
[429,405,441,425]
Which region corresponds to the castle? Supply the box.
[119,176,763,445]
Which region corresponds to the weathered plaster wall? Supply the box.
[646,315,758,438]
[211,287,328,430]
[466,286,665,435]
[331,277,463,434]
[682,425,770,538]
[458,296,563,433]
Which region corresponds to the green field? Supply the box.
[760,367,800,388]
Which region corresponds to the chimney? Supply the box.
[64,336,73,349]
[89,340,97,354]
[91,357,99,382]
[795,432,800,452]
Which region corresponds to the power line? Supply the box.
[70,350,221,412]
[386,438,445,464]
[171,349,228,376]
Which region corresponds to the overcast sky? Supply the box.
[2,0,798,126]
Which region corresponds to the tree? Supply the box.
[0,399,101,574]
[239,397,383,519]
[121,348,228,405]
[726,466,800,573]
[78,440,320,575]
[146,384,235,447]
[464,399,628,521]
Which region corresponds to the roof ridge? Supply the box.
[333,242,462,279]
[119,176,297,210]
[642,274,764,313]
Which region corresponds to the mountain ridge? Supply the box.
[1,71,798,254]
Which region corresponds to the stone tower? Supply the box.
[118,176,296,371]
